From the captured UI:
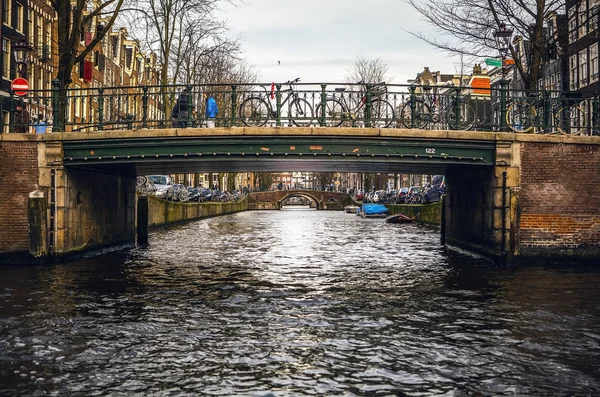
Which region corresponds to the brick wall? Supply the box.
[0,141,39,254]
[519,142,600,254]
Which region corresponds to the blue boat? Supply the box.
[359,203,389,218]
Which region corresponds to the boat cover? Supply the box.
[363,203,389,215]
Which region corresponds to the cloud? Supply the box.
[217,0,460,84]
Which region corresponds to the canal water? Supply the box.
[1,208,599,396]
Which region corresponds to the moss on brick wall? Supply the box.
[386,203,441,226]
[146,195,249,227]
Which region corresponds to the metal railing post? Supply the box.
[365,84,372,128]
[499,79,508,132]
[410,85,417,129]
[543,90,551,134]
[185,85,192,127]
[593,92,599,136]
[276,83,282,127]
[454,87,461,130]
[52,78,62,132]
[320,84,327,127]
[8,92,15,133]
[231,85,237,126]
[142,86,148,129]
[97,88,104,131]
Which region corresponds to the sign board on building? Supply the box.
[11,78,29,96]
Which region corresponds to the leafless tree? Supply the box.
[256,173,275,191]
[53,0,126,128]
[314,172,335,190]
[343,55,390,84]
[122,0,232,86]
[404,0,563,89]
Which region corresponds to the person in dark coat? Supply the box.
[14,102,30,133]
[171,93,194,128]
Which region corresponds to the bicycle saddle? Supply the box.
[335,88,346,92]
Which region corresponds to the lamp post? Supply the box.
[12,39,34,78]
[494,22,513,132]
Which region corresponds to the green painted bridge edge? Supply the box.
[62,136,496,165]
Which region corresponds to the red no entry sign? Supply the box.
[11,77,29,96]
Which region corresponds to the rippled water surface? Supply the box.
[1,208,600,396]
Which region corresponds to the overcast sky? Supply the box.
[216,0,461,85]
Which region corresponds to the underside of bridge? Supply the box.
[60,135,495,176]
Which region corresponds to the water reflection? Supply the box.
[1,209,599,396]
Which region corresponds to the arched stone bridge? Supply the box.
[248,190,352,210]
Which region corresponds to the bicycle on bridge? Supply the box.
[314,81,396,128]
[398,85,477,130]
[506,91,587,134]
[239,78,313,127]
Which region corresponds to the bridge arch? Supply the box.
[278,192,322,209]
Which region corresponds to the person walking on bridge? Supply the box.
[205,94,218,128]
[171,93,193,128]
[14,102,30,133]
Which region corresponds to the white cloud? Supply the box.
[217,0,462,85]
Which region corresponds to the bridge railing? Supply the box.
[2,81,599,135]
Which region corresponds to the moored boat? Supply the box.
[385,213,418,224]
[359,203,389,218]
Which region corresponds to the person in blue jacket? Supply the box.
[205,95,218,128]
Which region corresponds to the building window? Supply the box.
[569,6,578,43]
[16,4,23,32]
[591,43,599,82]
[2,1,11,27]
[45,20,51,60]
[591,5,599,31]
[580,49,588,87]
[2,39,10,79]
[579,9,588,38]
[570,55,578,90]
[28,9,33,40]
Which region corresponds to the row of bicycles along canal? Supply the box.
[136,177,240,203]
[238,79,589,135]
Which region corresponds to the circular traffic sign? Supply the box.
[11,77,29,96]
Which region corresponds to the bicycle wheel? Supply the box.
[315,99,345,127]
[447,102,476,130]
[555,105,587,135]
[506,101,536,133]
[399,99,431,129]
[239,97,270,127]
[289,98,314,127]
[370,99,395,128]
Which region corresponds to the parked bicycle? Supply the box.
[315,81,395,128]
[506,92,587,134]
[239,78,313,127]
[398,86,476,130]
[136,176,157,195]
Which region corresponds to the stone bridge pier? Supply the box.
[0,137,136,263]
[444,136,600,263]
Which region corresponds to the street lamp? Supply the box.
[12,39,34,78]
[494,22,513,132]
[493,22,513,80]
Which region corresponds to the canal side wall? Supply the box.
[516,139,600,260]
[146,195,248,227]
[0,139,39,263]
[386,203,441,225]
